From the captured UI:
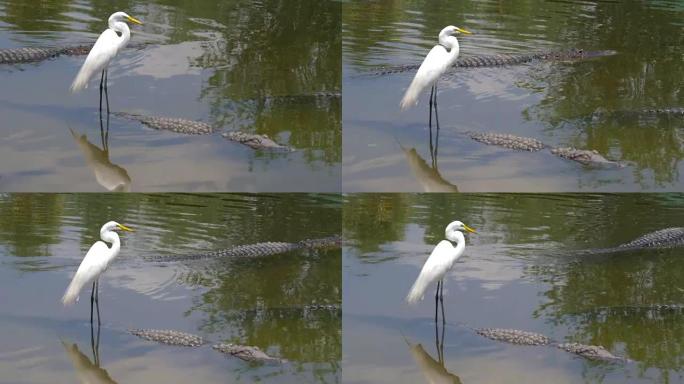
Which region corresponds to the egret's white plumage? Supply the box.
[62,221,133,306]
[406,221,475,304]
[70,12,143,92]
[400,26,471,110]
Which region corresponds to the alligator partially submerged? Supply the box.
[114,112,213,135]
[468,131,622,167]
[362,49,617,76]
[129,329,285,364]
[473,327,629,362]
[129,329,204,347]
[114,112,293,151]
[475,328,550,346]
[578,227,684,255]
[0,43,147,65]
[147,235,341,262]
[213,343,286,364]
[221,131,293,152]
[557,343,630,363]
[0,45,89,65]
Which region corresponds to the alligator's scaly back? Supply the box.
[0,47,65,64]
[466,131,622,167]
[0,43,145,65]
[578,227,684,255]
[129,329,205,347]
[475,328,551,346]
[361,49,617,76]
[148,235,341,262]
[468,132,546,151]
[114,112,214,135]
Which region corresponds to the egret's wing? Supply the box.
[418,240,455,278]
[70,29,120,92]
[406,240,455,303]
[61,241,110,305]
[400,46,449,110]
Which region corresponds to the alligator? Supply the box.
[475,328,550,346]
[556,343,630,363]
[129,329,204,347]
[146,235,342,262]
[473,327,630,362]
[467,131,623,167]
[114,112,214,135]
[577,227,684,255]
[213,343,287,364]
[221,131,293,152]
[0,43,147,65]
[114,112,294,151]
[361,49,617,76]
[128,329,285,364]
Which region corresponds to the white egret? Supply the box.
[70,12,143,102]
[406,221,475,320]
[399,26,472,110]
[62,221,134,323]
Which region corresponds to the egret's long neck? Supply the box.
[441,36,460,66]
[100,230,121,255]
[447,231,466,252]
[109,21,131,49]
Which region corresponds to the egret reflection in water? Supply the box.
[70,110,131,192]
[406,322,461,384]
[401,145,458,193]
[62,332,116,384]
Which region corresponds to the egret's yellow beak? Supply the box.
[126,15,143,25]
[456,27,472,35]
[463,224,476,233]
[117,224,134,232]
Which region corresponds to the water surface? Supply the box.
[0,0,341,192]
[343,194,684,383]
[0,193,341,383]
[343,0,684,191]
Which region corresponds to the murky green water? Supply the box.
[343,0,684,192]
[0,0,341,192]
[343,194,684,383]
[0,193,341,383]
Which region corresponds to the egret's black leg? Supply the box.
[103,70,110,115]
[94,313,101,365]
[104,98,110,149]
[99,101,106,148]
[438,313,446,364]
[90,314,96,362]
[90,281,95,324]
[99,70,104,113]
[428,85,435,156]
[95,279,101,326]
[440,281,445,326]
[434,280,440,323]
